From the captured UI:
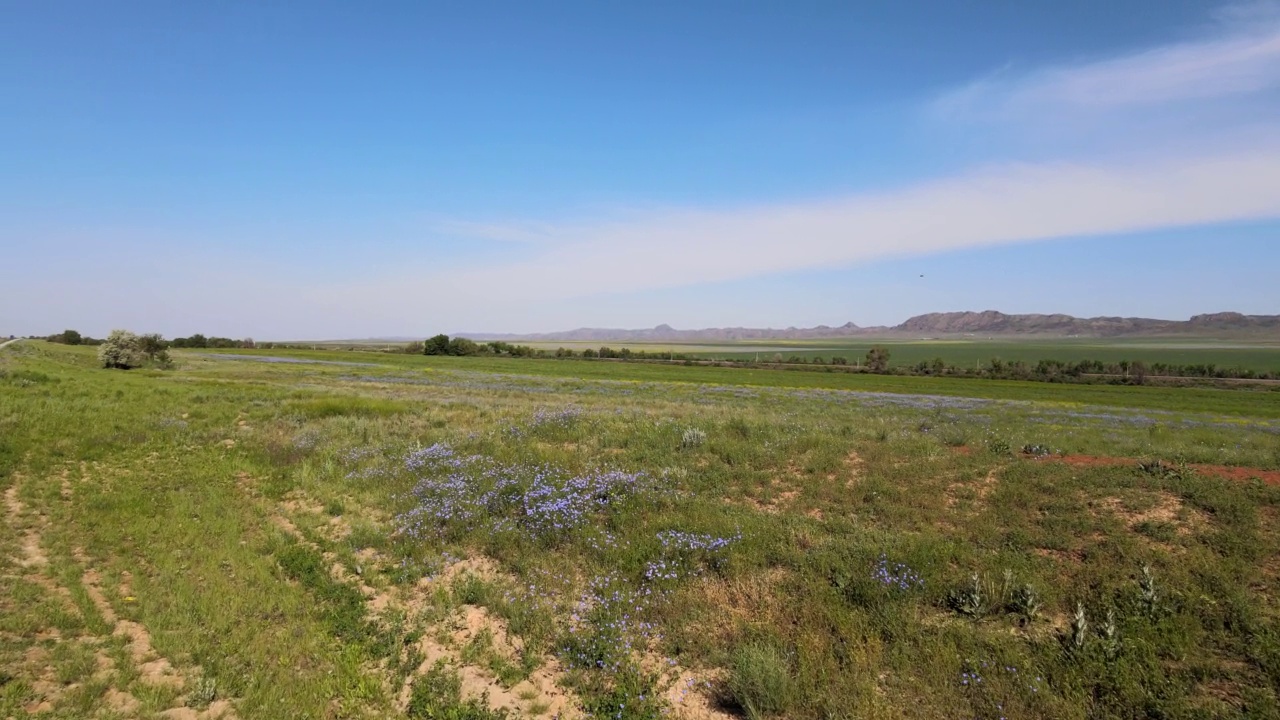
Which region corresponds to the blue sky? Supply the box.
[3,1,1279,338]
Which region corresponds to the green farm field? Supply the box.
[4,341,1280,719]
[523,338,1280,374]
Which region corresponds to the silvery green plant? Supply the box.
[999,569,1015,605]
[1021,443,1057,458]
[949,573,986,618]
[1069,602,1089,653]
[1012,583,1043,622]
[1099,607,1120,659]
[1139,564,1160,616]
[189,676,217,709]
[681,427,707,449]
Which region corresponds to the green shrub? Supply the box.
[728,640,794,719]
[0,370,54,385]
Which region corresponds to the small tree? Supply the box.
[1131,360,1148,386]
[53,329,83,345]
[446,337,478,356]
[423,334,451,356]
[138,333,171,366]
[98,330,148,369]
[865,346,891,373]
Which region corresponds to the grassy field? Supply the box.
[518,339,1280,373]
[3,341,1280,719]
[197,348,1280,419]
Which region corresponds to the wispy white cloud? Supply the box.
[406,149,1280,305]
[935,6,1280,118]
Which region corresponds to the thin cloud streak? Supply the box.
[936,6,1280,118]
[414,150,1280,303]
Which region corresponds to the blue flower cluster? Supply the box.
[292,430,321,450]
[404,442,466,472]
[959,661,1045,720]
[656,530,740,554]
[395,443,649,544]
[531,406,583,428]
[561,572,660,675]
[338,445,396,480]
[643,530,741,584]
[338,446,377,465]
[871,554,924,591]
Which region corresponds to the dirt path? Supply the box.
[0,337,21,350]
[3,467,237,718]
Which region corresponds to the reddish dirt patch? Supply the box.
[1052,455,1280,485]
[1095,493,1206,537]
[950,447,1280,485]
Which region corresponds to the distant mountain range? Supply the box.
[461,312,1280,342]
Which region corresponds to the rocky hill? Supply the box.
[895,311,1280,337]
[463,311,1280,342]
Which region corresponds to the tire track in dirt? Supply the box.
[3,476,79,615]
[6,468,237,717]
[73,549,238,718]
[5,481,49,569]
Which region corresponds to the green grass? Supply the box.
[3,340,1280,719]
[287,395,410,419]
[518,337,1280,373]
[188,346,1280,419]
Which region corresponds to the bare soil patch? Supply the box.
[945,466,1002,511]
[843,450,865,489]
[951,447,1280,485]
[1096,492,1206,536]
[1052,454,1280,485]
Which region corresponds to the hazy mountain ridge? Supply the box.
[461,311,1280,342]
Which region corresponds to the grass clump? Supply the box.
[727,639,794,719]
[288,396,407,419]
[273,540,393,658]
[407,662,510,720]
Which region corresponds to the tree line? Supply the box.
[45,329,263,349]
[413,335,1278,386]
[43,327,1277,386]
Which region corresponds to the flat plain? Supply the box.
[514,338,1280,373]
[3,341,1280,719]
